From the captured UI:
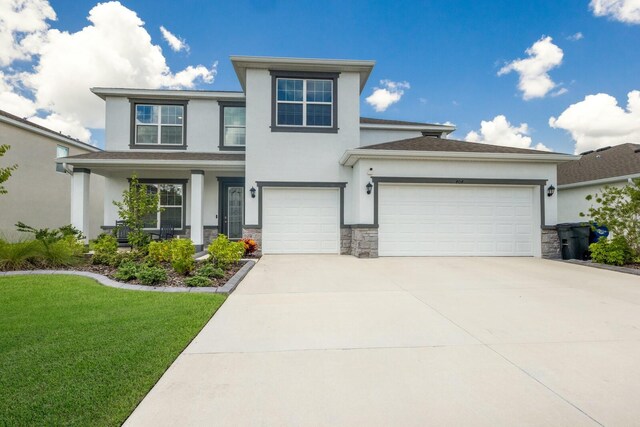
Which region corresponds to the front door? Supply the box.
[220,178,244,240]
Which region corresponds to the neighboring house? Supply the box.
[0,109,104,239]
[558,143,640,223]
[62,56,577,258]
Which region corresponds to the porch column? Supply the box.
[190,170,205,251]
[70,168,90,242]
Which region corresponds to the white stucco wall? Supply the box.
[359,128,423,146]
[557,181,626,223]
[104,97,224,152]
[351,158,558,227]
[244,68,362,225]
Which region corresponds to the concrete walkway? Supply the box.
[125,256,640,426]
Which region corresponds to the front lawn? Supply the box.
[0,275,225,426]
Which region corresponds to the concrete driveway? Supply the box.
[125,256,640,426]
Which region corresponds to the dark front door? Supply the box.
[219,178,245,240]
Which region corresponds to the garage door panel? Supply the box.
[262,188,340,254]
[379,184,535,257]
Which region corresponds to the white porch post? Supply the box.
[190,170,205,251]
[70,168,90,242]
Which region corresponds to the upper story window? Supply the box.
[130,100,188,149]
[270,71,338,133]
[219,102,246,151]
[56,145,68,173]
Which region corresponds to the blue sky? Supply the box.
[3,1,640,153]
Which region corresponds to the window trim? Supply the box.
[218,101,246,151]
[134,179,187,231]
[270,70,339,133]
[56,145,69,173]
[129,99,188,150]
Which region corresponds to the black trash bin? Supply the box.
[557,224,576,260]
[571,225,591,260]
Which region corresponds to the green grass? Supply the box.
[0,275,226,426]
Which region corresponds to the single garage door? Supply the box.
[379,184,535,256]
[262,187,340,254]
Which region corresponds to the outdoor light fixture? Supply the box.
[250,187,256,198]
[366,182,373,195]
[547,185,555,197]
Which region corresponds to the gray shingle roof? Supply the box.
[359,135,561,155]
[558,143,640,185]
[359,117,447,127]
[64,151,245,161]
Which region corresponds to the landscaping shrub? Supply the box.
[114,261,138,281]
[147,240,171,264]
[196,263,224,279]
[589,236,635,266]
[184,275,211,287]
[36,237,83,268]
[136,265,167,285]
[240,238,258,256]
[170,239,195,275]
[91,234,118,265]
[208,234,244,270]
[15,222,84,245]
[0,239,40,270]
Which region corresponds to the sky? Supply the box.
[1,0,639,154]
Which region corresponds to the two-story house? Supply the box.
[62,56,577,258]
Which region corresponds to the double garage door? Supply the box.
[260,184,536,256]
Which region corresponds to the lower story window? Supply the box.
[56,145,69,173]
[142,183,184,229]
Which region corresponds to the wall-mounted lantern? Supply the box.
[547,185,555,197]
[366,182,373,195]
[250,186,256,198]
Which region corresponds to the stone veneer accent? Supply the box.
[350,227,378,258]
[179,227,219,248]
[243,227,262,256]
[340,227,352,255]
[541,227,561,259]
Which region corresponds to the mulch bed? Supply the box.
[64,260,246,288]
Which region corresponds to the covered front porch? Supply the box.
[62,151,246,250]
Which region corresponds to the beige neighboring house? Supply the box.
[0,109,104,239]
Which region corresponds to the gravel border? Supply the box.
[561,259,640,276]
[0,260,256,294]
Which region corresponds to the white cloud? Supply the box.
[0,0,56,66]
[159,26,189,52]
[0,1,216,143]
[365,79,410,112]
[29,113,91,142]
[549,90,640,154]
[498,36,564,100]
[567,32,584,41]
[0,72,36,117]
[551,87,569,97]
[465,115,551,151]
[590,0,640,24]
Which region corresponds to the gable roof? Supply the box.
[0,109,100,152]
[359,135,559,155]
[558,143,640,186]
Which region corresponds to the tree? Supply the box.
[0,144,18,195]
[582,178,640,255]
[113,174,161,250]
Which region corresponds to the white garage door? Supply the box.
[262,187,340,254]
[379,184,535,256]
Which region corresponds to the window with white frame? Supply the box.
[56,145,69,173]
[142,183,184,229]
[276,78,333,127]
[134,104,185,146]
[222,105,246,147]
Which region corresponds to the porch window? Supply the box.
[142,183,184,229]
[132,102,187,148]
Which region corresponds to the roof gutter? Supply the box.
[91,88,245,100]
[558,173,640,190]
[360,123,456,134]
[62,158,245,170]
[340,149,580,166]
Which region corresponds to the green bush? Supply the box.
[36,237,83,268]
[196,263,224,279]
[208,234,244,270]
[0,239,40,270]
[170,239,195,275]
[136,265,167,285]
[90,234,118,265]
[114,261,138,281]
[15,222,85,245]
[184,275,211,287]
[589,236,635,266]
[147,240,172,264]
